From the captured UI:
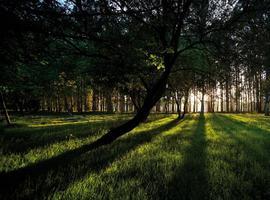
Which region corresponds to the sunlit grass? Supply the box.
[1,113,270,199]
[206,114,270,199]
[0,114,132,172]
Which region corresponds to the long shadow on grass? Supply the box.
[166,114,208,200]
[217,114,270,137]
[0,117,181,200]
[214,114,270,156]
[0,118,128,154]
[0,114,166,155]
[211,114,270,199]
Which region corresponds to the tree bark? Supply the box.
[265,67,270,116]
[119,94,125,113]
[0,91,11,125]
[92,88,98,112]
[92,63,173,145]
[265,95,270,116]
[175,95,182,119]
[181,89,189,119]
[201,88,205,114]
[84,80,88,112]
[193,88,196,113]
[171,94,175,113]
[105,91,113,113]
[255,73,260,112]
[226,78,229,112]
[220,83,224,112]
[235,68,240,113]
[156,101,161,112]
[130,89,143,113]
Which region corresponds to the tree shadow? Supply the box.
[0,114,167,155]
[209,114,270,199]
[71,114,208,200]
[217,114,270,136]
[0,118,127,154]
[213,114,270,160]
[0,117,182,200]
[166,114,208,200]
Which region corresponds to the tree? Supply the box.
[1,0,269,147]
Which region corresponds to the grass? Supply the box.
[0,113,270,199]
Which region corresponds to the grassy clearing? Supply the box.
[0,113,270,199]
[0,114,132,172]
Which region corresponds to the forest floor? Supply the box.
[0,113,270,200]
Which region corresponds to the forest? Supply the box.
[0,0,270,199]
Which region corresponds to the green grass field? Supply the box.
[0,113,270,200]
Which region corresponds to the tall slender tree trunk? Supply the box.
[201,88,205,114]
[84,87,89,112]
[64,95,69,112]
[235,69,240,113]
[47,96,51,112]
[70,96,74,112]
[0,91,11,125]
[226,78,229,112]
[56,91,61,112]
[212,88,215,113]
[181,89,189,119]
[155,101,161,112]
[80,79,84,112]
[125,97,129,112]
[265,94,270,116]
[92,88,98,112]
[255,73,260,113]
[171,95,175,113]
[260,73,264,113]
[247,82,250,112]
[265,67,270,116]
[172,90,182,119]
[77,81,82,113]
[119,94,125,113]
[193,88,196,113]
[253,78,256,112]
[165,99,169,113]
[220,83,224,112]
[249,79,253,112]
[105,91,113,113]
[175,95,182,119]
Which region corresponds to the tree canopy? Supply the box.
[1,0,270,141]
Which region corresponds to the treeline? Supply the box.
[2,67,267,115]
[1,0,270,144]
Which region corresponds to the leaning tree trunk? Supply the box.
[0,91,11,125]
[130,89,143,113]
[85,64,173,149]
